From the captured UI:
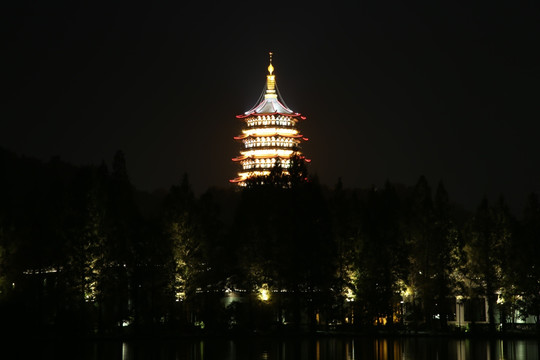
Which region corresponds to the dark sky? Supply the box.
[2,1,539,213]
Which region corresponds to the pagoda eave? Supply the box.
[234,154,297,161]
[234,133,304,140]
[236,112,303,119]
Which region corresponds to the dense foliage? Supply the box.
[0,147,539,336]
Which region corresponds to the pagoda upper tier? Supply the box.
[230,53,309,186]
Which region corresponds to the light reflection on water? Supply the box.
[22,336,540,359]
[121,342,129,360]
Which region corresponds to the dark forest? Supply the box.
[1,147,539,338]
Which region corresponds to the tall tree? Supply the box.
[464,197,514,331]
[432,181,463,330]
[108,150,139,263]
[513,193,540,329]
[60,169,108,332]
[406,176,437,328]
[355,182,407,327]
[330,178,363,323]
[162,174,208,326]
[101,151,140,329]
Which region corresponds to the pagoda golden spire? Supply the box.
[265,51,276,98]
[268,52,274,74]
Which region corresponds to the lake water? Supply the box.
[19,336,540,359]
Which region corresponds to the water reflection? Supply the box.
[24,336,540,359]
[121,342,129,360]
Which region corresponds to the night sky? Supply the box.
[3,2,539,213]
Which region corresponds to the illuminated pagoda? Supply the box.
[230,53,310,186]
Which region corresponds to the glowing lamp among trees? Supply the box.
[258,283,270,302]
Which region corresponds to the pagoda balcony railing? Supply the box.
[242,164,292,171]
[246,122,297,128]
[243,143,299,149]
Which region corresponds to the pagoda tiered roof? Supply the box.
[230,53,310,186]
[236,112,306,119]
[241,98,297,116]
[236,52,305,119]
[233,133,304,140]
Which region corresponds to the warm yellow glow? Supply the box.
[84,259,99,302]
[266,74,275,91]
[259,284,270,301]
[241,158,294,170]
[401,286,413,298]
[242,127,298,137]
[266,52,276,95]
[246,115,295,127]
[175,291,185,302]
[344,287,355,302]
[268,51,274,73]
[231,53,308,187]
[175,273,186,302]
[84,279,98,302]
[237,170,271,179]
[243,136,297,149]
[240,149,294,158]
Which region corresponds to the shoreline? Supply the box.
[13,327,540,342]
